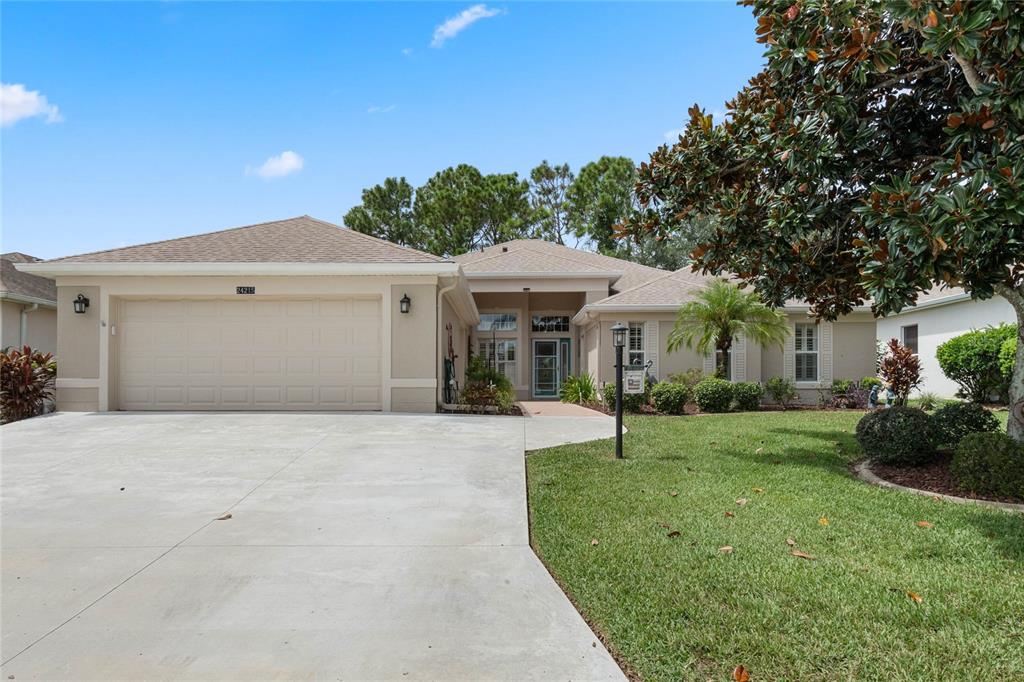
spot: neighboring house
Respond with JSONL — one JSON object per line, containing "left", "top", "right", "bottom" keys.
{"left": 0, "top": 252, "right": 57, "bottom": 353}
{"left": 17, "top": 217, "right": 478, "bottom": 413}
{"left": 455, "top": 240, "right": 878, "bottom": 403}
{"left": 876, "top": 285, "right": 1016, "bottom": 398}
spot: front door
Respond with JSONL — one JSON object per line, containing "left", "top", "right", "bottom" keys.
{"left": 533, "top": 338, "right": 570, "bottom": 398}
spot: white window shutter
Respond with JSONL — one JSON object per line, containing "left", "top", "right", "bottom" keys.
{"left": 820, "top": 321, "right": 833, "bottom": 385}
{"left": 703, "top": 351, "right": 716, "bottom": 375}
{"left": 645, "top": 321, "right": 659, "bottom": 379}
{"left": 783, "top": 322, "right": 796, "bottom": 381}
{"left": 733, "top": 332, "right": 746, "bottom": 382}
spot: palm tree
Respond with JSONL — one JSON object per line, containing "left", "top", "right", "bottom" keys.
{"left": 667, "top": 279, "right": 789, "bottom": 379}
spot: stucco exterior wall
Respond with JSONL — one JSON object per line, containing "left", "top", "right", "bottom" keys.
{"left": 877, "top": 296, "right": 1016, "bottom": 398}
{"left": 658, "top": 319, "right": 703, "bottom": 379}
{"left": 56, "top": 285, "right": 101, "bottom": 411}
{"left": 1, "top": 301, "right": 57, "bottom": 353}
{"left": 440, "top": 293, "right": 470, "bottom": 403}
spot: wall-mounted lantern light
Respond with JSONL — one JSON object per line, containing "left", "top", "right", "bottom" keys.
{"left": 399, "top": 293, "right": 411, "bottom": 314}
{"left": 73, "top": 293, "right": 90, "bottom": 314}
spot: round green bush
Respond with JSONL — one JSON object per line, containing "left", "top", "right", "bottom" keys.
{"left": 929, "top": 402, "right": 1000, "bottom": 448}
{"left": 651, "top": 382, "right": 690, "bottom": 414}
{"left": 602, "top": 381, "right": 649, "bottom": 413}
{"left": 732, "top": 381, "right": 763, "bottom": 411}
{"left": 694, "top": 377, "right": 734, "bottom": 413}
{"left": 952, "top": 432, "right": 1024, "bottom": 499}
{"left": 936, "top": 324, "right": 1015, "bottom": 402}
{"left": 855, "top": 406, "right": 938, "bottom": 466}
{"left": 859, "top": 376, "right": 883, "bottom": 390}
{"left": 999, "top": 335, "right": 1016, "bottom": 379}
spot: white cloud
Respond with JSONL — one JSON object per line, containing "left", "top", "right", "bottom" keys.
{"left": 246, "top": 150, "right": 304, "bottom": 180}
{"left": 367, "top": 104, "right": 396, "bottom": 114}
{"left": 431, "top": 4, "right": 502, "bottom": 48}
{"left": 1, "top": 83, "right": 63, "bottom": 127}
{"left": 401, "top": 47, "right": 414, "bottom": 57}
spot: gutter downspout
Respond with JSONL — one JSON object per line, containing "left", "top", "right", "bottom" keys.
{"left": 437, "top": 277, "right": 459, "bottom": 410}
{"left": 20, "top": 303, "right": 39, "bottom": 347}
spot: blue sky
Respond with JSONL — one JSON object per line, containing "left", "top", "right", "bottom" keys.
{"left": 2, "top": 2, "right": 763, "bottom": 259}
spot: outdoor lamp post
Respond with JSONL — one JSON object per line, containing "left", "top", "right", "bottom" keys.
{"left": 611, "top": 322, "right": 627, "bottom": 459}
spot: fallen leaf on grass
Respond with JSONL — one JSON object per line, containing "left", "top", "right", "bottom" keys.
{"left": 753, "top": 487, "right": 764, "bottom": 493}
{"left": 733, "top": 664, "right": 750, "bottom": 682}
{"left": 819, "top": 516, "right": 830, "bottom": 526}
{"left": 906, "top": 590, "right": 923, "bottom": 603}
{"left": 790, "top": 550, "right": 815, "bottom": 560}
{"left": 785, "top": 537, "right": 796, "bottom": 546}
{"left": 669, "top": 490, "right": 679, "bottom": 497}
{"left": 667, "top": 530, "right": 681, "bottom": 538}
{"left": 590, "top": 538, "right": 600, "bottom": 546}
{"left": 215, "top": 513, "right": 232, "bottom": 521}
{"left": 719, "top": 545, "right": 734, "bottom": 554}
{"left": 736, "top": 498, "right": 748, "bottom": 506}
{"left": 931, "top": 495, "right": 943, "bottom": 502}
{"left": 724, "top": 511, "right": 735, "bottom": 518}
{"left": 755, "top": 447, "right": 764, "bottom": 454}
{"left": 916, "top": 520, "right": 934, "bottom": 528}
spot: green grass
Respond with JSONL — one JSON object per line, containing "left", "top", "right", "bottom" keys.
{"left": 527, "top": 412, "right": 1024, "bottom": 681}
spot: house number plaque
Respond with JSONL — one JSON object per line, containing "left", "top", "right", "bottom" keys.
{"left": 236, "top": 286, "right": 256, "bottom": 295}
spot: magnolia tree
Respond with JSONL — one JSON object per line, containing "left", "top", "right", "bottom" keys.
{"left": 628, "top": 0, "right": 1024, "bottom": 439}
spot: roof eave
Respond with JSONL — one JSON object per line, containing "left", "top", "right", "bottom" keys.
{"left": 464, "top": 270, "right": 622, "bottom": 282}
{"left": 0, "top": 292, "right": 57, "bottom": 308}
{"left": 15, "top": 261, "right": 461, "bottom": 278}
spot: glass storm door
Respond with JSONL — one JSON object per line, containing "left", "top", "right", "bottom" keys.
{"left": 533, "top": 340, "right": 560, "bottom": 398}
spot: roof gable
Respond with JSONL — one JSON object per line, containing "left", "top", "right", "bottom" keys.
{"left": 0, "top": 253, "right": 56, "bottom": 303}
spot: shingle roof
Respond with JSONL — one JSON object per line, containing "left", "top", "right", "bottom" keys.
{"left": 590, "top": 268, "right": 715, "bottom": 306}
{"left": 47, "top": 216, "right": 447, "bottom": 264}
{"left": 0, "top": 253, "right": 56, "bottom": 303}
{"left": 454, "top": 240, "right": 665, "bottom": 292}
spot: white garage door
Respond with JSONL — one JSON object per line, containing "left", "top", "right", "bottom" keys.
{"left": 117, "top": 297, "right": 382, "bottom": 410}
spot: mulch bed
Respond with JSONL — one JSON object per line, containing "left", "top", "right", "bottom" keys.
{"left": 870, "top": 452, "right": 1024, "bottom": 505}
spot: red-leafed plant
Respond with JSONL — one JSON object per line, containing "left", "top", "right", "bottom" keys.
{"left": 1, "top": 346, "right": 57, "bottom": 423}
{"left": 879, "top": 339, "right": 921, "bottom": 407}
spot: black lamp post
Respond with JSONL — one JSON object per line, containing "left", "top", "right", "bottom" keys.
{"left": 611, "top": 322, "right": 627, "bottom": 459}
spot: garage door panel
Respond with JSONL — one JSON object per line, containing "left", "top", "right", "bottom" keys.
{"left": 118, "top": 297, "right": 382, "bottom": 411}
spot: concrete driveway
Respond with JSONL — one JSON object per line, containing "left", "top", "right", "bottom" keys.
{"left": 1, "top": 412, "right": 623, "bottom": 680}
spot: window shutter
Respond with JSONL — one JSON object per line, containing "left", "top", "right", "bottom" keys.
{"left": 783, "top": 322, "right": 796, "bottom": 381}
{"left": 703, "top": 351, "right": 716, "bottom": 375}
{"left": 732, "top": 332, "right": 746, "bottom": 382}
{"left": 820, "top": 321, "right": 833, "bottom": 385}
{"left": 645, "top": 321, "right": 659, "bottom": 379}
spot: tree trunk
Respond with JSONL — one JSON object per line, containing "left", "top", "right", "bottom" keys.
{"left": 996, "top": 284, "right": 1024, "bottom": 442}
{"left": 716, "top": 338, "right": 732, "bottom": 379}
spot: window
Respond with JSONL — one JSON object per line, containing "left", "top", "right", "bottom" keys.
{"left": 901, "top": 324, "right": 919, "bottom": 354}
{"left": 628, "top": 322, "right": 645, "bottom": 367}
{"left": 478, "top": 312, "right": 517, "bottom": 332}
{"left": 478, "top": 339, "right": 517, "bottom": 383}
{"left": 531, "top": 315, "right": 570, "bottom": 333}
{"left": 794, "top": 323, "right": 819, "bottom": 382}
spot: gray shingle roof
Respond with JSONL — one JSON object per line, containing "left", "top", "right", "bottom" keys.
{"left": 47, "top": 216, "right": 447, "bottom": 264}
{"left": 0, "top": 253, "right": 56, "bottom": 303}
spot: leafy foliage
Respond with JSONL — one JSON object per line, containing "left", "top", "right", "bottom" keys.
{"left": 879, "top": 339, "right": 922, "bottom": 406}
{"left": 466, "top": 354, "right": 512, "bottom": 392}
{"left": 651, "top": 382, "right": 690, "bottom": 414}
{"left": 667, "top": 279, "right": 789, "bottom": 378}
{"left": 829, "top": 384, "right": 869, "bottom": 410}
{"left": 764, "top": 376, "right": 798, "bottom": 409}
{"left": 936, "top": 324, "right": 1016, "bottom": 402}
{"left": 952, "top": 432, "right": 1024, "bottom": 499}
{"left": 0, "top": 346, "right": 56, "bottom": 423}
{"left": 560, "top": 373, "right": 598, "bottom": 405}
{"left": 732, "top": 381, "right": 764, "bottom": 411}
{"left": 916, "top": 391, "right": 940, "bottom": 411}
{"left": 831, "top": 378, "right": 855, "bottom": 395}
{"left": 694, "top": 377, "right": 734, "bottom": 413}
{"left": 529, "top": 161, "right": 575, "bottom": 245}
{"left": 1001, "top": 335, "right": 1017, "bottom": 379}
{"left": 567, "top": 156, "right": 638, "bottom": 253}
{"left": 860, "top": 376, "right": 883, "bottom": 391}
{"left": 930, "top": 401, "right": 1000, "bottom": 449}
{"left": 856, "top": 406, "right": 938, "bottom": 466}
{"left": 667, "top": 368, "right": 705, "bottom": 392}
{"left": 342, "top": 177, "right": 425, "bottom": 250}
{"left": 602, "top": 381, "right": 649, "bottom": 413}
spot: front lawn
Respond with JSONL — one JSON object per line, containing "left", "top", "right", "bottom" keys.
{"left": 527, "top": 412, "right": 1024, "bottom": 681}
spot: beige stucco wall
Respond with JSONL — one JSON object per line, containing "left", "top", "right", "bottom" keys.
{"left": 1, "top": 301, "right": 57, "bottom": 353}
{"left": 440, "top": 293, "right": 470, "bottom": 403}
{"left": 49, "top": 275, "right": 454, "bottom": 414}
{"left": 658, "top": 319, "right": 703, "bottom": 379}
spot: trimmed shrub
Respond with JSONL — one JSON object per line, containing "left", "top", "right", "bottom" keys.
{"left": 830, "top": 386, "right": 869, "bottom": 409}
{"left": 560, "top": 373, "right": 597, "bottom": 404}
{"left": 952, "top": 432, "right": 1024, "bottom": 499}
{"left": 668, "top": 368, "right": 704, "bottom": 392}
{"left": 764, "top": 376, "right": 798, "bottom": 409}
{"left": 855, "top": 406, "right": 938, "bottom": 466}
{"left": 831, "top": 378, "right": 855, "bottom": 395}
{"left": 936, "top": 323, "right": 1016, "bottom": 402}
{"left": 651, "top": 382, "right": 689, "bottom": 414}
{"left": 929, "top": 401, "right": 1000, "bottom": 448}
{"left": 860, "top": 376, "right": 883, "bottom": 390}
{"left": 466, "top": 354, "right": 512, "bottom": 392}
{"left": 694, "top": 377, "right": 734, "bottom": 413}
{"left": 1000, "top": 335, "right": 1016, "bottom": 379}
{"left": 732, "top": 382, "right": 763, "bottom": 411}
{"left": 602, "top": 381, "right": 649, "bottom": 413}
{"left": 0, "top": 346, "right": 56, "bottom": 424}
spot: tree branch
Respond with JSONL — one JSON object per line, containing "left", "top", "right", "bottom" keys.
{"left": 859, "top": 63, "right": 945, "bottom": 101}
{"left": 951, "top": 50, "right": 983, "bottom": 95}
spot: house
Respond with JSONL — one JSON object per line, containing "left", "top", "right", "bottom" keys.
{"left": 455, "top": 240, "right": 877, "bottom": 403}
{"left": 876, "top": 284, "right": 1016, "bottom": 398}
{"left": 17, "top": 215, "right": 935, "bottom": 414}
{"left": 0, "top": 252, "right": 57, "bottom": 353}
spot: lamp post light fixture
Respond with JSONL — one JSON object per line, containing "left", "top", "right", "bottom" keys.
{"left": 399, "top": 293, "right": 411, "bottom": 314}
{"left": 73, "top": 294, "right": 90, "bottom": 314}
{"left": 610, "top": 321, "right": 627, "bottom": 459}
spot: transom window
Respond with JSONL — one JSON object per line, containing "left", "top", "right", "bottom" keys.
{"left": 794, "top": 323, "right": 819, "bottom": 383}
{"left": 478, "top": 339, "right": 517, "bottom": 383}
{"left": 628, "top": 322, "right": 645, "bottom": 367}
{"left": 901, "top": 324, "right": 919, "bottom": 354}
{"left": 531, "top": 315, "right": 570, "bottom": 333}
{"left": 478, "top": 313, "right": 517, "bottom": 332}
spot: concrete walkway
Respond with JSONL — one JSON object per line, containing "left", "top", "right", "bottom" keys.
{"left": 1, "top": 412, "right": 623, "bottom": 681}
